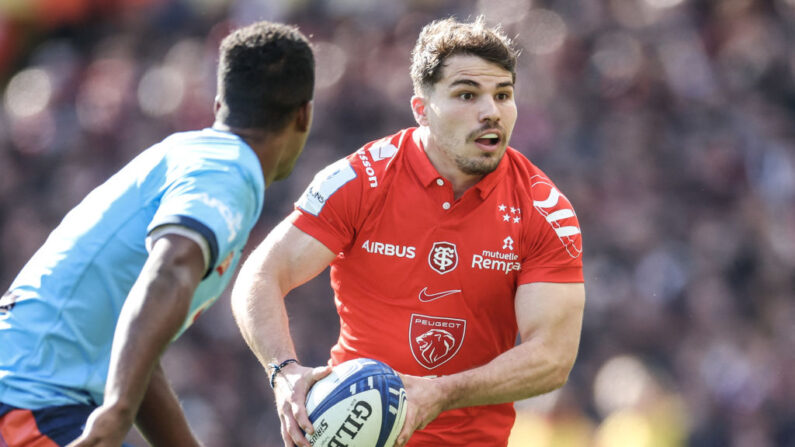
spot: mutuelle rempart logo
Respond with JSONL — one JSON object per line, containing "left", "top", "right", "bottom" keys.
{"left": 471, "top": 246, "right": 520, "bottom": 275}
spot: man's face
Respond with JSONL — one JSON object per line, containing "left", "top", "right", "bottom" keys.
{"left": 420, "top": 54, "right": 517, "bottom": 176}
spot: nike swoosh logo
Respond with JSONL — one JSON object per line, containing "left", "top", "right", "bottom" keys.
{"left": 418, "top": 287, "right": 461, "bottom": 303}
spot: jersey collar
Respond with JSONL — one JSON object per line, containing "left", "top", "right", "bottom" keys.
{"left": 406, "top": 127, "right": 508, "bottom": 200}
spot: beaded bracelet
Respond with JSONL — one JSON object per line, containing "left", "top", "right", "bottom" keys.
{"left": 268, "top": 358, "right": 298, "bottom": 388}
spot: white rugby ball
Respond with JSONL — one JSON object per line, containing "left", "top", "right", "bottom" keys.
{"left": 305, "top": 358, "right": 407, "bottom": 447}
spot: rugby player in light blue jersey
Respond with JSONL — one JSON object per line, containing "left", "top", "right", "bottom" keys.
{"left": 0, "top": 21, "right": 314, "bottom": 447}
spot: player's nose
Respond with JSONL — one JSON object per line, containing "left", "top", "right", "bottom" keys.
{"left": 478, "top": 97, "right": 500, "bottom": 123}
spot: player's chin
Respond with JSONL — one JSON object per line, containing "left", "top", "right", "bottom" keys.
{"left": 459, "top": 155, "right": 501, "bottom": 176}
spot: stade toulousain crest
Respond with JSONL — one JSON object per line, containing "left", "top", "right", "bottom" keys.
{"left": 409, "top": 314, "right": 466, "bottom": 370}
{"left": 428, "top": 241, "right": 458, "bottom": 274}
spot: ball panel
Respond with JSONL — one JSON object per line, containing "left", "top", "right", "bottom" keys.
{"left": 383, "top": 387, "right": 407, "bottom": 447}
{"left": 307, "top": 389, "right": 383, "bottom": 446}
{"left": 305, "top": 358, "right": 407, "bottom": 447}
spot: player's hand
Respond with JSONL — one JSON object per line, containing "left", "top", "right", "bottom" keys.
{"left": 66, "top": 405, "right": 132, "bottom": 447}
{"left": 272, "top": 363, "right": 332, "bottom": 447}
{"left": 394, "top": 374, "right": 448, "bottom": 447}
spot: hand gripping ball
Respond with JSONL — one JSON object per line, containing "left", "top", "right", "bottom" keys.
{"left": 305, "top": 358, "right": 408, "bottom": 447}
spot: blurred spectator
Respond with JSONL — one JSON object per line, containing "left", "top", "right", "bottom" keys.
{"left": 2, "top": 0, "right": 794, "bottom": 445}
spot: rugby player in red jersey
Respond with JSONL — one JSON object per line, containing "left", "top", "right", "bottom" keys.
{"left": 232, "top": 16, "right": 585, "bottom": 447}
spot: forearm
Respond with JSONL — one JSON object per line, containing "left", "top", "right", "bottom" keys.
{"left": 103, "top": 260, "right": 195, "bottom": 420}
{"left": 394, "top": 315, "right": 582, "bottom": 447}
{"left": 231, "top": 219, "right": 335, "bottom": 369}
{"left": 231, "top": 242, "right": 298, "bottom": 368}
{"left": 68, "top": 236, "right": 204, "bottom": 447}
{"left": 438, "top": 336, "right": 577, "bottom": 410}
{"left": 231, "top": 221, "right": 338, "bottom": 447}
{"left": 135, "top": 363, "right": 201, "bottom": 446}
{"left": 435, "top": 282, "right": 585, "bottom": 411}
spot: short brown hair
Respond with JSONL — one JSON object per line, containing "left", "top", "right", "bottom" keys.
{"left": 410, "top": 16, "right": 519, "bottom": 95}
{"left": 216, "top": 21, "right": 314, "bottom": 131}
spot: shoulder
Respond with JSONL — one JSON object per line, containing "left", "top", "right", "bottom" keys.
{"left": 503, "top": 149, "right": 583, "bottom": 258}
{"left": 152, "top": 131, "right": 264, "bottom": 221}
{"left": 502, "top": 148, "right": 572, "bottom": 206}
{"left": 162, "top": 129, "right": 256, "bottom": 168}
{"left": 344, "top": 128, "right": 410, "bottom": 188}
{"left": 297, "top": 128, "right": 412, "bottom": 212}
{"left": 160, "top": 129, "right": 263, "bottom": 190}
{"left": 161, "top": 128, "right": 242, "bottom": 149}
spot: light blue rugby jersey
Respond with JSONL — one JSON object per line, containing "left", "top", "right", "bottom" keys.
{"left": 0, "top": 128, "right": 264, "bottom": 409}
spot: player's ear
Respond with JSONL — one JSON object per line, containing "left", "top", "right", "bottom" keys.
{"left": 213, "top": 96, "right": 222, "bottom": 115}
{"left": 411, "top": 95, "right": 429, "bottom": 127}
{"left": 294, "top": 100, "right": 313, "bottom": 133}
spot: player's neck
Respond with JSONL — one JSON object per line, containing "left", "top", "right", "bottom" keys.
{"left": 212, "top": 123, "right": 283, "bottom": 186}
{"left": 445, "top": 170, "right": 482, "bottom": 200}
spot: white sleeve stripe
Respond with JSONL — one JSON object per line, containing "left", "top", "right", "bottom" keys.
{"left": 545, "top": 209, "right": 575, "bottom": 223}
{"left": 145, "top": 225, "right": 211, "bottom": 271}
{"left": 554, "top": 226, "right": 582, "bottom": 238}
{"left": 533, "top": 188, "right": 561, "bottom": 208}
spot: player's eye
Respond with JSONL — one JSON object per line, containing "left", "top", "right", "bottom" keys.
{"left": 458, "top": 92, "right": 474, "bottom": 101}
{"left": 496, "top": 92, "right": 511, "bottom": 101}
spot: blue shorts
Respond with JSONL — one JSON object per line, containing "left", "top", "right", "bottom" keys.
{"left": 0, "top": 402, "right": 133, "bottom": 447}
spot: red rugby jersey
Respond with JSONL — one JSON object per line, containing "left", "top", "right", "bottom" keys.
{"left": 293, "top": 127, "right": 583, "bottom": 446}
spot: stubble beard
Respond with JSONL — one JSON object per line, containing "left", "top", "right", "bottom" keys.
{"left": 456, "top": 122, "right": 507, "bottom": 175}
{"left": 453, "top": 147, "right": 504, "bottom": 175}
{"left": 429, "top": 127, "right": 506, "bottom": 176}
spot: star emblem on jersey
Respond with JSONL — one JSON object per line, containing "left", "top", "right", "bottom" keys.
{"left": 498, "top": 204, "right": 521, "bottom": 224}
{"left": 428, "top": 241, "right": 459, "bottom": 274}
{"left": 409, "top": 314, "right": 466, "bottom": 369}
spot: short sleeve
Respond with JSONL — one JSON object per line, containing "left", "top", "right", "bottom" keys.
{"left": 518, "top": 178, "right": 584, "bottom": 284}
{"left": 292, "top": 157, "right": 362, "bottom": 254}
{"left": 148, "top": 168, "right": 256, "bottom": 277}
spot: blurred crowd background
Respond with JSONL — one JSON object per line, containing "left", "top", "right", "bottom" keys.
{"left": 2, "top": 0, "right": 794, "bottom": 445}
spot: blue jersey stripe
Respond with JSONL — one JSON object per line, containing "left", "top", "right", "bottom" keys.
{"left": 149, "top": 215, "right": 219, "bottom": 278}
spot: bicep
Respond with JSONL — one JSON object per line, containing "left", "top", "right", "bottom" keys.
{"left": 240, "top": 211, "right": 337, "bottom": 295}
{"left": 145, "top": 233, "right": 206, "bottom": 290}
{"left": 515, "top": 282, "right": 585, "bottom": 357}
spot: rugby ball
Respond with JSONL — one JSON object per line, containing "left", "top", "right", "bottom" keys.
{"left": 305, "top": 358, "right": 407, "bottom": 447}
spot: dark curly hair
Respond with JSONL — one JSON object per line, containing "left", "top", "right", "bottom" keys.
{"left": 216, "top": 21, "right": 314, "bottom": 131}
